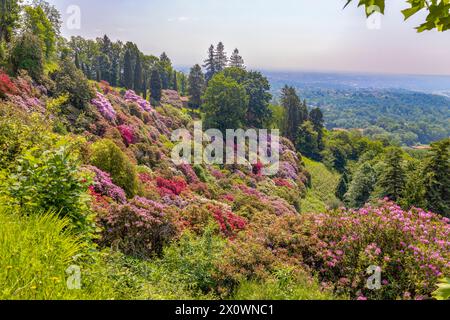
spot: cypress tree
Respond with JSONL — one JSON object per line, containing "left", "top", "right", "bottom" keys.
{"left": 150, "top": 68, "right": 162, "bottom": 102}
{"left": 281, "top": 86, "right": 302, "bottom": 143}
{"left": 335, "top": 171, "right": 349, "bottom": 201}
{"left": 123, "top": 49, "right": 133, "bottom": 89}
{"left": 172, "top": 71, "right": 178, "bottom": 91}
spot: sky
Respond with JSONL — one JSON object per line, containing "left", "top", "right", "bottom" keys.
{"left": 48, "top": 0, "right": 450, "bottom": 75}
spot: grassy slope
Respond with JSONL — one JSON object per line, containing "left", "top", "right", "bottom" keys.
{"left": 301, "top": 157, "right": 341, "bottom": 213}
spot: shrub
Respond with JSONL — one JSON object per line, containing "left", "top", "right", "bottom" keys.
{"left": 0, "top": 70, "right": 18, "bottom": 97}
{"left": 156, "top": 176, "right": 187, "bottom": 196}
{"left": 11, "top": 33, "right": 44, "bottom": 81}
{"left": 99, "top": 196, "right": 176, "bottom": 257}
{"left": 90, "top": 139, "right": 138, "bottom": 198}
{"left": 91, "top": 92, "right": 116, "bottom": 121}
{"left": 297, "top": 200, "right": 450, "bottom": 300}
{"left": 85, "top": 165, "right": 126, "bottom": 204}
{"left": 117, "top": 124, "right": 135, "bottom": 146}
{"left": 124, "top": 90, "right": 151, "bottom": 112}
{"left": 1, "top": 146, "right": 94, "bottom": 234}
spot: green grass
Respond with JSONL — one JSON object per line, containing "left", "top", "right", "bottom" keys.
{"left": 301, "top": 157, "right": 341, "bottom": 213}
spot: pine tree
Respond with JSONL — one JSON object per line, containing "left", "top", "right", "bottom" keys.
{"left": 214, "top": 42, "right": 228, "bottom": 72}
{"left": 309, "top": 107, "right": 325, "bottom": 151}
{"left": 123, "top": 49, "right": 133, "bottom": 89}
{"left": 376, "top": 148, "right": 406, "bottom": 201}
{"left": 150, "top": 68, "right": 162, "bottom": 102}
{"left": 142, "top": 74, "right": 147, "bottom": 100}
{"left": 423, "top": 139, "right": 450, "bottom": 216}
{"left": 203, "top": 45, "right": 216, "bottom": 82}
{"left": 335, "top": 171, "right": 349, "bottom": 201}
{"left": 134, "top": 54, "right": 142, "bottom": 94}
{"left": 345, "top": 163, "right": 376, "bottom": 208}
{"left": 188, "top": 64, "right": 205, "bottom": 109}
{"left": 229, "top": 48, "right": 245, "bottom": 69}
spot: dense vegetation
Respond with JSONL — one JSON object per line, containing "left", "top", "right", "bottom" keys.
{"left": 0, "top": 0, "right": 448, "bottom": 301}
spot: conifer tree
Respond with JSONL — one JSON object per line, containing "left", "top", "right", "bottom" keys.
{"left": 172, "top": 71, "right": 178, "bottom": 91}
{"left": 423, "top": 139, "right": 450, "bottom": 216}
{"left": 188, "top": 64, "right": 205, "bottom": 109}
{"left": 229, "top": 48, "right": 245, "bottom": 69}
{"left": 376, "top": 148, "right": 406, "bottom": 201}
{"left": 150, "top": 68, "right": 162, "bottom": 102}
{"left": 335, "top": 171, "right": 349, "bottom": 201}
{"left": 203, "top": 44, "right": 216, "bottom": 82}
{"left": 309, "top": 107, "right": 325, "bottom": 151}
{"left": 123, "top": 49, "right": 133, "bottom": 89}
{"left": 214, "top": 42, "right": 228, "bottom": 72}
{"left": 281, "top": 86, "right": 302, "bottom": 143}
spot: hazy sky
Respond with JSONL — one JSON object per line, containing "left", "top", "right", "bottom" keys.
{"left": 48, "top": 0, "right": 450, "bottom": 75}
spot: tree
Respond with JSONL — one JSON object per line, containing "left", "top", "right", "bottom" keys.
{"left": 229, "top": 48, "right": 245, "bottom": 69}
{"left": 188, "top": 64, "right": 205, "bottom": 109}
{"left": 335, "top": 171, "right": 349, "bottom": 201}
{"left": 150, "top": 68, "right": 162, "bottom": 102}
{"left": 51, "top": 57, "right": 94, "bottom": 109}
{"left": 309, "top": 107, "right": 325, "bottom": 150}
{"left": 297, "top": 121, "right": 319, "bottom": 159}
{"left": 376, "top": 148, "right": 406, "bottom": 202}
{"left": 203, "top": 44, "right": 216, "bottom": 82}
{"left": 11, "top": 32, "right": 44, "bottom": 80}
{"left": 142, "top": 74, "right": 147, "bottom": 100}
{"left": 159, "top": 52, "right": 172, "bottom": 89}
{"left": 23, "top": 4, "right": 56, "bottom": 59}
{"left": 422, "top": 139, "right": 450, "bottom": 216}
{"left": 281, "top": 86, "right": 302, "bottom": 143}
{"left": 201, "top": 73, "right": 248, "bottom": 133}
{"left": 345, "top": 0, "right": 450, "bottom": 32}
{"left": 172, "top": 71, "right": 178, "bottom": 91}
{"left": 123, "top": 49, "right": 133, "bottom": 89}
{"left": 214, "top": 42, "right": 228, "bottom": 72}
{"left": 345, "top": 163, "right": 376, "bottom": 208}
{"left": 133, "top": 54, "right": 142, "bottom": 94}
{"left": 0, "top": 0, "right": 21, "bottom": 43}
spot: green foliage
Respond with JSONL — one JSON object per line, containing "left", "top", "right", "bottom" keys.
{"left": 233, "top": 267, "right": 337, "bottom": 300}
{"left": 188, "top": 64, "right": 205, "bottom": 109}
{"left": 344, "top": 163, "right": 376, "bottom": 208}
{"left": 281, "top": 85, "right": 308, "bottom": 143}
{"left": 302, "top": 157, "right": 341, "bottom": 213}
{"left": 345, "top": 0, "right": 450, "bottom": 32}
{"left": 11, "top": 32, "right": 44, "bottom": 81}
{"left": 0, "top": 0, "right": 22, "bottom": 43}
{"left": 433, "top": 278, "right": 450, "bottom": 300}
{"left": 51, "top": 57, "right": 95, "bottom": 109}
{"left": 150, "top": 68, "right": 162, "bottom": 102}
{"left": 422, "top": 138, "right": 450, "bottom": 216}
{"left": 202, "top": 73, "right": 248, "bottom": 132}
{"left": 23, "top": 4, "right": 56, "bottom": 58}
{"left": 90, "top": 139, "right": 138, "bottom": 198}
{"left": 375, "top": 147, "right": 406, "bottom": 201}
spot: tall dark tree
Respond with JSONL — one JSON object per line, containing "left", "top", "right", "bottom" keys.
{"left": 376, "top": 148, "right": 406, "bottom": 202}
{"left": 203, "top": 45, "right": 216, "bottom": 82}
{"left": 142, "top": 74, "right": 147, "bottom": 100}
{"left": 423, "top": 139, "right": 450, "bottom": 216}
{"left": 335, "top": 171, "right": 349, "bottom": 201}
{"left": 74, "top": 51, "right": 80, "bottom": 69}
{"left": 134, "top": 54, "right": 142, "bottom": 94}
{"left": 172, "top": 71, "right": 178, "bottom": 91}
{"left": 229, "top": 48, "right": 245, "bottom": 69}
{"left": 159, "top": 52, "right": 172, "bottom": 89}
{"left": 188, "top": 64, "right": 205, "bottom": 109}
{"left": 123, "top": 49, "right": 133, "bottom": 89}
{"left": 150, "top": 68, "right": 162, "bottom": 102}
{"left": 214, "top": 42, "right": 228, "bottom": 72}
{"left": 309, "top": 107, "right": 325, "bottom": 151}
{"left": 281, "top": 86, "right": 302, "bottom": 143}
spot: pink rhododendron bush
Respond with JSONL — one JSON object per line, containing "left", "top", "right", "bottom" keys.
{"left": 297, "top": 200, "right": 450, "bottom": 300}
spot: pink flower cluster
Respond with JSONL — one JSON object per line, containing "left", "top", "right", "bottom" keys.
{"left": 91, "top": 92, "right": 116, "bottom": 121}
{"left": 86, "top": 165, "right": 126, "bottom": 203}
{"left": 178, "top": 164, "right": 199, "bottom": 184}
{"left": 156, "top": 176, "right": 187, "bottom": 196}
{"left": 124, "top": 90, "right": 151, "bottom": 112}
{"left": 301, "top": 200, "right": 450, "bottom": 299}
{"left": 211, "top": 205, "right": 247, "bottom": 238}
{"left": 117, "top": 124, "right": 135, "bottom": 146}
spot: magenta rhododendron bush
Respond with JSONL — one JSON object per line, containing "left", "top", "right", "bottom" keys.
{"left": 298, "top": 200, "right": 450, "bottom": 300}
{"left": 91, "top": 92, "right": 116, "bottom": 121}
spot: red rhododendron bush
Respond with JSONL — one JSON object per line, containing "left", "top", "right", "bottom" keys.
{"left": 294, "top": 200, "right": 450, "bottom": 300}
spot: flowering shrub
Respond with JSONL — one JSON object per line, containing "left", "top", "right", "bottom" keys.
{"left": 91, "top": 92, "right": 116, "bottom": 121}
{"left": 85, "top": 165, "right": 127, "bottom": 203}
{"left": 124, "top": 90, "right": 151, "bottom": 112}
{"left": 99, "top": 196, "right": 176, "bottom": 257}
{"left": 178, "top": 163, "right": 199, "bottom": 184}
{"left": 0, "top": 70, "right": 18, "bottom": 97}
{"left": 99, "top": 81, "right": 111, "bottom": 94}
{"left": 211, "top": 206, "right": 246, "bottom": 238}
{"left": 156, "top": 176, "right": 187, "bottom": 196}
{"left": 297, "top": 200, "right": 450, "bottom": 300}
{"left": 117, "top": 124, "right": 135, "bottom": 146}
{"left": 274, "top": 178, "right": 293, "bottom": 189}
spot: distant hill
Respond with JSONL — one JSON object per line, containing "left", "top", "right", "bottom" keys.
{"left": 266, "top": 71, "right": 450, "bottom": 146}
